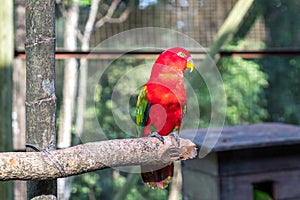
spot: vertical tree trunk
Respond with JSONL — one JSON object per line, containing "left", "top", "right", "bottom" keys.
{"left": 13, "top": 59, "right": 26, "bottom": 151}
{"left": 75, "top": 0, "right": 101, "bottom": 141}
{"left": 14, "top": 1, "right": 27, "bottom": 199}
{"left": 168, "top": 161, "right": 182, "bottom": 200}
{"left": 57, "top": 1, "right": 80, "bottom": 199}
{"left": 75, "top": 58, "right": 87, "bottom": 139}
{"left": 13, "top": 59, "right": 27, "bottom": 200}
{"left": 58, "top": 0, "right": 79, "bottom": 149}
{"left": 0, "top": 0, "right": 14, "bottom": 199}
{"left": 25, "top": 0, "right": 57, "bottom": 199}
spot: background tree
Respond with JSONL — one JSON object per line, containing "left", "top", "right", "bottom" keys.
{"left": 55, "top": 0, "right": 134, "bottom": 199}
{"left": 57, "top": 1, "right": 80, "bottom": 199}
{"left": 0, "top": 0, "right": 14, "bottom": 199}
{"left": 14, "top": 1, "right": 27, "bottom": 199}
{"left": 58, "top": 0, "right": 80, "bottom": 149}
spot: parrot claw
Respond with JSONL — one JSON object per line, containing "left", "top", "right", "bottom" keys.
{"left": 162, "top": 145, "right": 181, "bottom": 162}
{"left": 170, "top": 132, "right": 180, "bottom": 147}
{"left": 168, "top": 146, "right": 181, "bottom": 161}
{"left": 149, "top": 132, "right": 165, "bottom": 144}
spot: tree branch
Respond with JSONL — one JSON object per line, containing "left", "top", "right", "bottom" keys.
{"left": 81, "top": 0, "right": 101, "bottom": 51}
{"left": 95, "top": 0, "right": 134, "bottom": 28}
{"left": 0, "top": 137, "right": 197, "bottom": 181}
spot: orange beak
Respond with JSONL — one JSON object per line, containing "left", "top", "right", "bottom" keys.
{"left": 186, "top": 57, "right": 194, "bottom": 73}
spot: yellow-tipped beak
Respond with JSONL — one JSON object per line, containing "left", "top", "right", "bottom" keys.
{"left": 186, "top": 58, "right": 194, "bottom": 73}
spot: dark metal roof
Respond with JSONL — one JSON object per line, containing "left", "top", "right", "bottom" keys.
{"left": 182, "top": 123, "right": 300, "bottom": 152}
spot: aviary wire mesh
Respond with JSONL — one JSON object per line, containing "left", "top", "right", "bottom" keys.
{"left": 89, "top": 0, "right": 266, "bottom": 49}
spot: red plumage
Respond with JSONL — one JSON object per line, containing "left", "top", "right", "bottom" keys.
{"left": 136, "top": 47, "right": 194, "bottom": 189}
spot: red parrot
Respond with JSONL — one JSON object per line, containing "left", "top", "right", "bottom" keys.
{"left": 136, "top": 47, "right": 194, "bottom": 189}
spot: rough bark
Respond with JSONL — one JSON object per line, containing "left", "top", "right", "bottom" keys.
{"left": 0, "top": 0, "right": 14, "bottom": 199}
{"left": 0, "top": 137, "right": 197, "bottom": 181}
{"left": 25, "top": 0, "right": 57, "bottom": 199}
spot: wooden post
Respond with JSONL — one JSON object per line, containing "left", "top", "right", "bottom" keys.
{"left": 25, "top": 0, "right": 57, "bottom": 199}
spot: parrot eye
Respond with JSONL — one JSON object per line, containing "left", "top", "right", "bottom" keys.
{"left": 177, "top": 52, "right": 186, "bottom": 58}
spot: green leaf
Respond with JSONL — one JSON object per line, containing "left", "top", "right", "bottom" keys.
{"left": 253, "top": 189, "right": 273, "bottom": 200}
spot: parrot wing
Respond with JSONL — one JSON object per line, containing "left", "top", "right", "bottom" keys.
{"left": 136, "top": 86, "right": 150, "bottom": 137}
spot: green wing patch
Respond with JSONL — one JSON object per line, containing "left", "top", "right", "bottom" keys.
{"left": 182, "top": 104, "right": 187, "bottom": 117}
{"left": 136, "top": 86, "right": 150, "bottom": 137}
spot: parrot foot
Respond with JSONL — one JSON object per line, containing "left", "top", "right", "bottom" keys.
{"left": 26, "top": 143, "right": 67, "bottom": 176}
{"left": 161, "top": 145, "right": 181, "bottom": 162}
{"left": 149, "top": 132, "right": 165, "bottom": 144}
{"left": 168, "top": 146, "right": 182, "bottom": 161}
{"left": 169, "top": 132, "right": 180, "bottom": 147}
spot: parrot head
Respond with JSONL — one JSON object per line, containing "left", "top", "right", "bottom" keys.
{"left": 154, "top": 47, "right": 195, "bottom": 73}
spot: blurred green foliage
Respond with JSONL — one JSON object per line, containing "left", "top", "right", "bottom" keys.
{"left": 259, "top": 0, "right": 300, "bottom": 124}
{"left": 219, "top": 56, "right": 268, "bottom": 124}
{"left": 71, "top": 171, "right": 168, "bottom": 199}
{"left": 219, "top": 41, "right": 268, "bottom": 124}
{"left": 261, "top": 56, "right": 300, "bottom": 124}
{"left": 186, "top": 40, "right": 268, "bottom": 127}
{"left": 95, "top": 57, "right": 150, "bottom": 139}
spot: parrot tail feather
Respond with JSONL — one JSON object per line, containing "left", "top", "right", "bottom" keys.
{"left": 141, "top": 163, "right": 174, "bottom": 189}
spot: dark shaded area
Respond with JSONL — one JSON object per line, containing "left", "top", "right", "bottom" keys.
{"left": 259, "top": 0, "right": 300, "bottom": 124}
